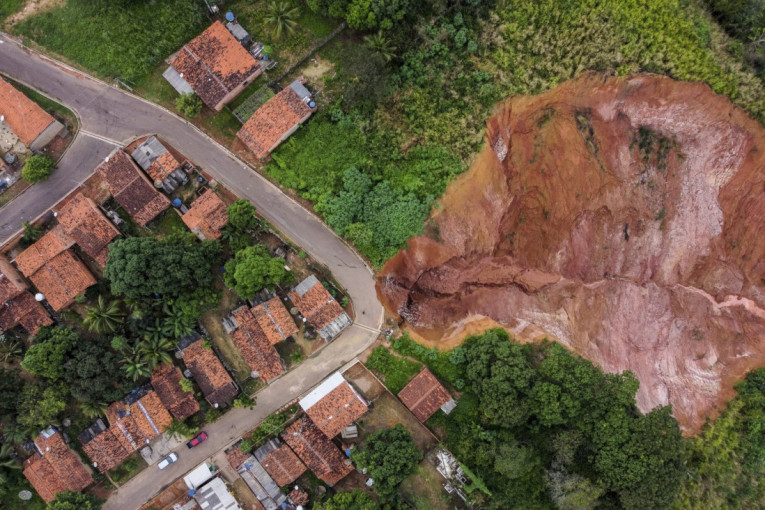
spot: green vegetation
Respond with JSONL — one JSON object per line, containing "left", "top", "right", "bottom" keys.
{"left": 176, "top": 93, "right": 202, "bottom": 118}
{"left": 264, "top": 0, "right": 301, "bottom": 39}
{"left": 224, "top": 245, "right": 293, "bottom": 299}
{"left": 676, "top": 368, "right": 765, "bottom": 508}
{"left": 15, "top": 0, "right": 207, "bottom": 81}
{"left": 314, "top": 490, "right": 380, "bottom": 510}
{"left": 353, "top": 424, "right": 422, "bottom": 499}
{"left": 48, "top": 491, "right": 103, "bottom": 510}
{"left": 21, "top": 155, "right": 55, "bottom": 183}
{"left": 392, "top": 334, "right": 464, "bottom": 389}
{"left": 0, "top": 0, "right": 24, "bottom": 22}
{"left": 365, "top": 345, "right": 421, "bottom": 393}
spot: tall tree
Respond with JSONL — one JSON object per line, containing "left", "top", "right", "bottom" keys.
{"left": 83, "top": 296, "right": 125, "bottom": 333}
{"left": 353, "top": 424, "right": 422, "bottom": 498}
{"left": 264, "top": 1, "right": 300, "bottom": 39}
{"left": 227, "top": 199, "right": 259, "bottom": 231}
{"left": 224, "top": 245, "right": 293, "bottom": 299}
{"left": 21, "top": 327, "right": 79, "bottom": 380}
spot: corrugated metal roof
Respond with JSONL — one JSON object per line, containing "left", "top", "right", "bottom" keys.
{"left": 130, "top": 136, "right": 168, "bottom": 171}
{"left": 293, "top": 275, "right": 319, "bottom": 297}
{"left": 298, "top": 371, "right": 345, "bottom": 411}
{"left": 163, "top": 66, "right": 195, "bottom": 96}
{"left": 288, "top": 80, "right": 311, "bottom": 101}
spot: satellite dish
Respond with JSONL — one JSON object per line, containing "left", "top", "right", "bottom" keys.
{"left": 34, "top": 293, "right": 45, "bottom": 302}
{"left": 18, "top": 490, "right": 32, "bottom": 501}
{"left": 104, "top": 156, "right": 110, "bottom": 162}
{"left": 0, "top": 115, "right": 4, "bottom": 122}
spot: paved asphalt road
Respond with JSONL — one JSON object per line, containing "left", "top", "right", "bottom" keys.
{"left": 0, "top": 34, "right": 385, "bottom": 508}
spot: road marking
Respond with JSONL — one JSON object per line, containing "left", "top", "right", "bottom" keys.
{"left": 353, "top": 323, "right": 381, "bottom": 334}
{"left": 80, "top": 129, "right": 121, "bottom": 146}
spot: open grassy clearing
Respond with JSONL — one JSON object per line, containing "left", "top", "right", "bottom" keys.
{"left": 399, "top": 460, "right": 458, "bottom": 510}
{"left": 365, "top": 345, "right": 421, "bottom": 394}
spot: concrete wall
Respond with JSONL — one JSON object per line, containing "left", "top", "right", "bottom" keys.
{"left": 213, "top": 68, "right": 263, "bottom": 112}
{"left": 30, "top": 120, "right": 65, "bottom": 151}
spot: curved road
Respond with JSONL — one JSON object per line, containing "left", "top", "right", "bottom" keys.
{"left": 0, "top": 34, "right": 383, "bottom": 508}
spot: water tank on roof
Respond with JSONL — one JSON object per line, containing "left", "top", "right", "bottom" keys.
{"left": 225, "top": 11, "right": 235, "bottom": 21}
{"left": 309, "top": 101, "right": 316, "bottom": 108}
{"left": 172, "top": 198, "right": 182, "bottom": 208}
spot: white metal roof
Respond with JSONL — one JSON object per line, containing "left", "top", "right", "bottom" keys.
{"left": 298, "top": 371, "right": 345, "bottom": 411}
{"left": 184, "top": 462, "right": 214, "bottom": 490}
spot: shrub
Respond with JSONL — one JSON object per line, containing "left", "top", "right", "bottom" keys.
{"left": 22, "top": 154, "right": 55, "bottom": 182}
{"left": 365, "top": 346, "right": 421, "bottom": 393}
{"left": 176, "top": 93, "right": 202, "bottom": 118}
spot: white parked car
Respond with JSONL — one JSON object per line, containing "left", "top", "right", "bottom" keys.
{"left": 157, "top": 452, "right": 178, "bottom": 470}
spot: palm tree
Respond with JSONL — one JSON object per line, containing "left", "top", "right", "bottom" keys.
{"left": 121, "top": 348, "right": 151, "bottom": 381}
{"left": 21, "top": 221, "right": 42, "bottom": 246}
{"left": 0, "top": 337, "right": 23, "bottom": 362}
{"left": 364, "top": 31, "right": 397, "bottom": 62}
{"left": 264, "top": 0, "right": 300, "bottom": 39}
{"left": 81, "top": 401, "right": 108, "bottom": 418}
{"left": 139, "top": 337, "right": 174, "bottom": 369}
{"left": 162, "top": 304, "right": 194, "bottom": 339}
{"left": 0, "top": 444, "right": 19, "bottom": 471}
{"left": 142, "top": 318, "right": 166, "bottom": 343}
{"left": 83, "top": 296, "right": 124, "bottom": 334}
{"left": 164, "top": 418, "right": 198, "bottom": 440}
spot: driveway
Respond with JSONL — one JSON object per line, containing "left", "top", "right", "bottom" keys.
{"left": 0, "top": 34, "right": 384, "bottom": 508}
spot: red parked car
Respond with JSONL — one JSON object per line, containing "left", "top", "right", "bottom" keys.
{"left": 186, "top": 431, "right": 208, "bottom": 448}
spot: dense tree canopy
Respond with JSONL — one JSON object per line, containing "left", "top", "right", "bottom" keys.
{"left": 21, "top": 154, "right": 55, "bottom": 183}
{"left": 48, "top": 491, "right": 103, "bottom": 510}
{"left": 104, "top": 233, "right": 221, "bottom": 301}
{"left": 0, "top": 368, "right": 23, "bottom": 421}
{"left": 314, "top": 490, "right": 380, "bottom": 510}
{"left": 354, "top": 424, "right": 422, "bottom": 499}
{"left": 16, "top": 381, "right": 67, "bottom": 431}
{"left": 223, "top": 245, "right": 292, "bottom": 299}
{"left": 21, "top": 326, "right": 79, "bottom": 380}
{"left": 227, "top": 199, "right": 259, "bottom": 231}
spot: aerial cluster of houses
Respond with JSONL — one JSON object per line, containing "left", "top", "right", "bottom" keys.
{"left": 163, "top": 19, "right": 317, "bottom": 160}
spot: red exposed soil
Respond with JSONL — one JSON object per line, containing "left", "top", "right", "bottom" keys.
{"left": 377, "top": 72, "right": 765, "bottom": 435}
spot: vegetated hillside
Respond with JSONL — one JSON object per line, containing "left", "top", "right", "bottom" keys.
{"left": 378, "top": 72, "right": 765, "bottom": 435}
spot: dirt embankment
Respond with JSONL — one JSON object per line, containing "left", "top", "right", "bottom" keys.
{"left": 377, "top": 72, "right": 765, "bottom": 435}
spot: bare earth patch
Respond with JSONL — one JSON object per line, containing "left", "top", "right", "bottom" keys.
{"left": 6, "top": 0, "right": 63, "bottom": 26}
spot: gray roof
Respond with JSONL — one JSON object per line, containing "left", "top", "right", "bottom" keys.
{"left": 193, "top": 477, "right": 241, "bottom": 510}
{"left": 225, "top": 21, "right": 251, "bottom": 45}
{"left": 293, "top": 275, "right": 319, "bottom": 297}
{"left": 318, "top": 312, "right": 352, "bottom": 341}
{"left": 253, "top": 438, "right": 281, "bottom": 463}
{"left": 131, "top": 136, "right": 168, "bottom": 171}
{"left": 288, "top": 80, "right": 311, "bottom": 102}
{"left": 163, "top": 66, "right": 195, "bottom": 96}
{"left": 237, "top": 454, "right": 286, "bottom": 510}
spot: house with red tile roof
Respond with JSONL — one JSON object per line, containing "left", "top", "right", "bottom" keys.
{"left": 182, "top": 338, "right": 239, "bottom": 407}
{"left": 230, "top": 438, "right": 295, "bottom": 507}
{"left": 255, "top": 439, "right": 306, "bottom": 487}
{"left": 298, "top": 372, "right": 368, "bottom": 439}
{"left": 229, "top": 305, "right": 285, "bottom": 383}
{"left": 14, "top": 228, "right": 72, "bottom": 277}
{"left": 23, "top": 427, "right": 94, "bottom": 503}
{"left": 397, "top": 367, "right": 456, "bottom": 422}
{"left": 130, "top": 136, "right": 189, "bottom": 194}
{"left": 97, "top": 149, "right": 171, "bottom": 226}
{"left": 289, "top": 275, "right": 351, "bottom": 341}
{"left": 27, "top": 250, "right": 96, "bottom": 311}
{"left": 81, "top": 387, "right": 172, "bottom": 473}
{"left": 55, "top": 192, "right": 120, "bottom": 267}
{"left": 0, "top": 258, "right": 51, "bottom": 335}
{"left": 236, "top": 78, "right": 315, "bottom": 159}
{"left": 151, "top": 363, "right": 200, "bottom": 420}
{"left": 165, "top": 21, "right": 262, "bottom": 111}
{"left": 251, "top": 297, "right": 299, "bottom": 345}
{"left": 0, "top": 76, "right": 65, "bottom": 150}
{"left": 182, "top": 189, "right": 229, "bottom": 240}
{"left": 281, "top": 416, "right": 353, "bottom": 486}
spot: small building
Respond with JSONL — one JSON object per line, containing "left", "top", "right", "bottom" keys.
{"left": 55, "top": 192, "right": 121, "bottom": 267}
{"left": 14, "top": 228, "right": 73, "bottom": 276}
{"left": 397, "top": 367, "right": 456, "bottom": 422}
{"left": 0, "top": 76, "right": 65, "bottom": 151}
{"left": 165, "top": 21, "right": 262, "bottom": 112}
{"left": 181, "top": 189, "right": 229, "bottom": 240}
{"left": 251, "top": 297, "right": 299, "bottom": 345}
{"left": 281, "top": 416, "right": 353, "bottom": 486}
{"left": 181, "top": 338, "right": 238, "bottom": 408}
{"left": 81, "top": 387, "right": 172, "bottom": 473}
{"left": 236, "top": 78, "right": 316, "bottom": 159}
{"left": 26, "top": 250, "right": 96, "bottom": 311}
{"left": 231, "top": 445, "right": 287, "bottom": 510}
{"left": 130, "top": 136, "right": 188, "bottom": 194}
{"left": 184, "top": 462, "right": 215, "bottom": 490}
{"left": 22, "top": 427, "right": 94, "bottom": 503}
{"left": 193, "top": 477, "right": 241, "bottom": 510}
{"left": 254, "top": 438, "right": 307, "bottom": 487}
{"left": 0, "top": 258, "right": 52, "bottom": 335}
{"left": 151, "top": 363, "right": 200, "bottom": 420}
{"left": 289, "top": 275, "right": 351, "bottom": 341}
{"left": 229, "top": 306, "right": 285, "bottom": 383}
{"left": 97, "top": 149, "right": 171, "bottom": 226}
{"left": 299, "top": 372, "right": 368, "bottom": 439}
{"left": 225, "top": 20, "right": 251, "bottom": 46}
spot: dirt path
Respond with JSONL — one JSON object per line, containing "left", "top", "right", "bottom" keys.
{"left": 5, "top": 0, "right": 63, "bottom": 26}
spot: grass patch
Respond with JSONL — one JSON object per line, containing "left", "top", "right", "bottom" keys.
{"left": 0, "top": 180, "right": 31, "bottom": 209}
{"left": 199, "top": 284, "right": 253, "bottom": 383}
{"left": 13, "top": 0, "right": 207, "bottom": 81}
{"left": 109, "top": 453, "right": 147, "bottom": 485}
{"left": 0, "top": 0, "right": 24, "bottom": 22}
{"left": 365, "top": 346, "right": 421, "bottom": 393}
{"left": 391, "top": 334, "right": 464, "bottom": 390}
{"left": 399, "top": 461, "right": 454, "bottom": 510}
{"left": 145, "top": 209, "right": 187, "bottom": 238}
{"left": 241, "top": 406, "right": 298, "bottom": 451}
{"left": 198, "top": 107, "right": 242, "bottom": 145}
{"left": 132, "top": 64, "right": 179, "bottom": 108}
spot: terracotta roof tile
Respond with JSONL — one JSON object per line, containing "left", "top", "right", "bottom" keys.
{"left": 15, "top": 229, "right": 73, "bottom": 276}
{"left": 230, "top": 306, "right": 285, "bottom": 382}
{"left": 251, "top": 297, "right": 299, "bottom": 345}
{"left": 260, "top": 444, "right": 306, "bottom": 486}
{"left": 289, "top": 488, "right": 309, "bottom": 506}
{"left": 397, "top": 368, "right": 452, "bottom": 422}
{"left": 56, "top": 193, "right": 120, "bottom": 267}
{"left": 151, "top": 364, "right": 200, "bottom": 420}
{"left": 171, "top": 21, "right": 261, "bottom": 109}
{"left": 183, "top": 339, "right": 238, "bottom": 407}
{"left": 0, "top": 75, "right": 56, "bottom": 146}
{"left": 81, "top": 428, "right": 132, "bottom": 473}
{"left": 289, "top": 280, "right": 346, "bottom": 333}
{"left": 226, "top": 448, "right": 250, "bottom": 471}
{"left": 281, "top": 416, "right": 352, "bottom": 485}
{"left": 146, "top": 151, "right": 181, "bottom": 182}
{"left": 0, "top": 258, "right": 26, "bottom": 303}
{"left": 237, "top": 86, "right": 313, "bottom": 158}
{"left": 0, "top": 292, "right": 53, "bottom": 335}
{"left": 23, "top": 430, "right": 94, "bottom": 502}
{"left": 303, "top": 382, "right": 367, "bottom": 439}
{"left": 97, "top": 150, "right": 170, "bottom": 226}
{"left": 181, "top": 189, "right": 229, "bottom": 240}
{"left": 29, "top": 250, "right": 96, "bottom": 311}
